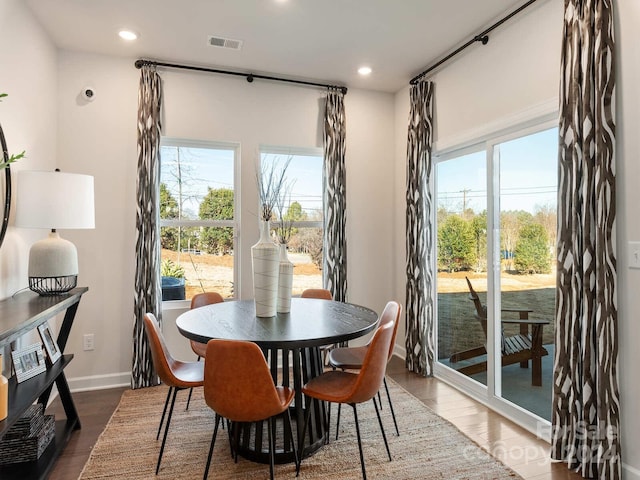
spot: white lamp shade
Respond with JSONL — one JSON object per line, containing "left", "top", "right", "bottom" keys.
{"left": 15, "top": 171, "right": 95, "bottom": 229}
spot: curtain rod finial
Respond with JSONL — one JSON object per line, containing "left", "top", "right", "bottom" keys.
{"left": 246, "top": 74, "right": 254, "bottom": 83}
{"left": 134, "top": 60, "right": 145, "bottom": 69}
{"left": 474, "top": 35, "right": 489, "bottom": 45}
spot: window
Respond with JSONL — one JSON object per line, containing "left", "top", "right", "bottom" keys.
{"left": 159, "top": 138, "right": 238, "bottom": 301}
{"left": 260, "top": 147, "right": 324, "bottom": 295}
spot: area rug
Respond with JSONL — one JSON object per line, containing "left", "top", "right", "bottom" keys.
{"left": 79, "top": 380, "right": 522, "bottom": 479}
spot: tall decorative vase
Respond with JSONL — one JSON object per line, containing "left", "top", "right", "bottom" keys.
{"left": 0, "top": 354, "right": 7, "bottom": 421}
{"left": 252, "top": 220, "right": 280, "bottom": 317}
{"left": 277, "top": 244, "right": 294, "bottom": 313}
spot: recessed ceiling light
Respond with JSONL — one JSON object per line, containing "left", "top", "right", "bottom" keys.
{"left": 118, "top": 30, "right": 138, "bottom": 41}
{"left": 358, "top": 66, "right": 372, "bottom": 76}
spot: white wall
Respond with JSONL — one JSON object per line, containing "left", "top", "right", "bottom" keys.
{"left": 615, "top": 1, "right": 640, "bottom": 478}
{"left": 55, "top": 51, "right": 140, "bottom": 386}
{"left": 0, "top": 0, "right": 58, "bottom": 300}
{"left": 393, "top": 0, "right": 639, "bottom": 477}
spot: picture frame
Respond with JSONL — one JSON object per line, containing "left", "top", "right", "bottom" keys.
{"left": 38, "top": 322, "right": 62, "bottom": 365}
{"left": 11, "top": 344, "right": 47, "bottom": 383}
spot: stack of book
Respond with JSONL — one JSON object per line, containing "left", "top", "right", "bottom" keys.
{"left": 0, "top": 404, "right": 55, "bottom": 465}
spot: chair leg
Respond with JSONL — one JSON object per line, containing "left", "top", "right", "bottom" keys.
{"left": 351, "top": 404, "right": 367, "bottom": 480}
{"left": 267, "top": 417, "right": 276, "bottom": 480}
{"left": 157, "top": 386, "right": 172, "bottom": 440}
{"left": 383, "top": 377, "right": 399, "bottom": 436}
{"left": 335, "top": 403, "right": 341, "bottom": 440}
{"left": 186, "top": 356, "right": 202, "bottom": 411}
{"left": 285, "top": 409, "right": 300, "bottom": 476}
{"left": 226, "top": 420, "right": 234, "bottom": 457}
{"left": 203, "top": 414, "right": 221, "bottom": 480}
{"left": 325, "top": 402, "right": 331, "bottom": 445}
{"left": 156, "top": 387, "right": 178, "bottom": 475}
{"left": 298, "top": 400, "right": 315, "bottom": 475}
{"left": 372, "top": 397, "right": 392, "bottom": 462}
{"left": 233, "top": 422, "right": 240, "bottom": 463}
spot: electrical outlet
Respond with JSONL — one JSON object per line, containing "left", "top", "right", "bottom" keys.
{"left": 83, "top": 333, "right": 95, "bottom": 351}
{"left": 630, "top": 242, "right": 640, "bottom": 269}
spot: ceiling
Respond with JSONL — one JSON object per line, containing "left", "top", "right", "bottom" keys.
{"left": 25, "top": 0, "right": 527, "bottom": 93}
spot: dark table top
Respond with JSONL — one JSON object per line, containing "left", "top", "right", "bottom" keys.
{"left": 176, "top": 298, "right": 379, "bottom": 349}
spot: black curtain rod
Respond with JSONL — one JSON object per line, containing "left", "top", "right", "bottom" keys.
{"left": 135, "top": 59, "right": 348, "bottom": 95}
{"left": 410, "top": 0, "right": 539, "bottom": 84}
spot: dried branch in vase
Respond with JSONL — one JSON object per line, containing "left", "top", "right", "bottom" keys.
{"left": 256, "top": 156, "right": 291, "bottom": 222}
{"left": 275, "top": 181, "right": 296, "bottom": 245}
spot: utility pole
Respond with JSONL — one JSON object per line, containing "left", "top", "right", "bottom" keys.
{"left": 460, "top": 188, "right": 471, "bottom": 217}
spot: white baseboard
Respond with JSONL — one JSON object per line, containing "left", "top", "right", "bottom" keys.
{"left": 624, "top": 463, "right": 640, "bottom": 480}
{"left": 67, "top": 371, "right": 131, "bottom": 393}
{"left": 43, "top": 371, "right": 129, "bottom": 409}
{"left": 392, "top": 344, "right": 406, "bottom": 360}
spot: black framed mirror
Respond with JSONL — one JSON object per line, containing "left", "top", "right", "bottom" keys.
{"left": 0, "top": 122, "right": 12, "bottom": 249}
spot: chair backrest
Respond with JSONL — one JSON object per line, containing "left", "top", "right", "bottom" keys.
{"left": 301, "top": 288, "right": 332, "bottom": 300}
{"left": 204, "top": 339, "right": 287, "bottom": 422}
{"left": 190, "top": 291, "right": 224, "bottom": 309}
{"left": 465, "top": 277, "right": 487, "bottom": 319}
{"left": 465, "top": 277, "right": 492, "bottom": 338}
{"left": 386, "top": 302, "right": 402, "bottom": 362}
{"left": 347, "top": 301, "right": 399, "bottom": 404}
{"left": 142, "top": 313, "right": 179, "bottom": 386}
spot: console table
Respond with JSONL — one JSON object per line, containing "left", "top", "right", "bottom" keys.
{"left": 0, "top": 287, "right": 88, "bottom": 480}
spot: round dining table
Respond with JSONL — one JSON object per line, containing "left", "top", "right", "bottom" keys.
{"left": 176, "top": 297, "right": 378, "bottom": 464}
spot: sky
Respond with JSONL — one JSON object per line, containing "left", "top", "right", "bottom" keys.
{"left": 436, "top": 127, "right": 558, "bottom": 214}
{"left": 160, "top": 146, "right": 323, "bottom": 219}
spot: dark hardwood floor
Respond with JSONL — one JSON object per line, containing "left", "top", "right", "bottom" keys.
{"left": 46, "top": 387, "right": 127, "bottom": 480}
{"left": 44, "top": 357, "right": 582, "bottom": 480}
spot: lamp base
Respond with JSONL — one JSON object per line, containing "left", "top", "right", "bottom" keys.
{"left": 28, "top": 275, "right": 77, "bottom": 296}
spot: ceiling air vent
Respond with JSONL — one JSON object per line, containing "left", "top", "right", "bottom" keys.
{"left": 207, "top": 35, "right": 243, "bottom": 50}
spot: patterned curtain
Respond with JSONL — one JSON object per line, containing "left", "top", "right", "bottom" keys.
{"left": 323, "top": 88, "right": 347, "bottom": 302}
{"left": 552, "top": 1, "right": 620, "bottom": 478}
{"left": 405, "top": 81, "right": 435, "bottom": 376}
{"left": 132, "top": 66, "right": 163, "bottom": 389}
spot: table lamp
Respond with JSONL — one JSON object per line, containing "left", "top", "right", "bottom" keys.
{"left": 15, "top": 170, "right": 95, "bottom": 295}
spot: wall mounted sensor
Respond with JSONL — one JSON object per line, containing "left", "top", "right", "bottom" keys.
{"left": 81, "top": 87, "right": 96, "bottom": 101}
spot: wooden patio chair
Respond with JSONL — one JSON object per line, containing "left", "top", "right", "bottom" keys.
{"left": 449, "top": 277, "right": 549, "bottom": 386}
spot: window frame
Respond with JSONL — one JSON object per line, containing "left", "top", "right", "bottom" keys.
{"left": 159, "top": 137, "right": 240, "bottom": 306}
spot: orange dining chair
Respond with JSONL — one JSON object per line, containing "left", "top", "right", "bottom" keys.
{"left": 185, "top": 291, "right": 224, "bottom": 410}
{"left": 202, "top": 339, "right": 298, "bottom": 480}
{"left": 143, "top": 313, "right": 205, "bottom": 475}
{"left": 328, "top": 302, "right": 402, "bottom": 437}
{"left": 299, "top": 301, "right": 400, "bottom": 480}
{"left": 300, "top": 288, "right": 335, "bottom": 364}
{"left": 300, "top": 288, "right": 332, "bottom": 301}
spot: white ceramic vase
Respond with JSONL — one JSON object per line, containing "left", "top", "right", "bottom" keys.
{"left": 277, "top": 243, "right": 294, "bottom": 313}
{"left": 251, "top": 220, "right": 280, "bottom": 317}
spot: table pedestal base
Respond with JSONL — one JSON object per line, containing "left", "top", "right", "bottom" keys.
{"left": 234, "top": 346, "right": 327, "bottom": 464}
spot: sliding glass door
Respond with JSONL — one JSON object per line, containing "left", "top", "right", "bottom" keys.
{"left": 496, "top": 128, "right": 557, "bottom": 420}
{"left": 436, "top": 150, "right": 488, "bottom": 387}
{"left": 435, "top": 123, "right": 557, "bottom": 423}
